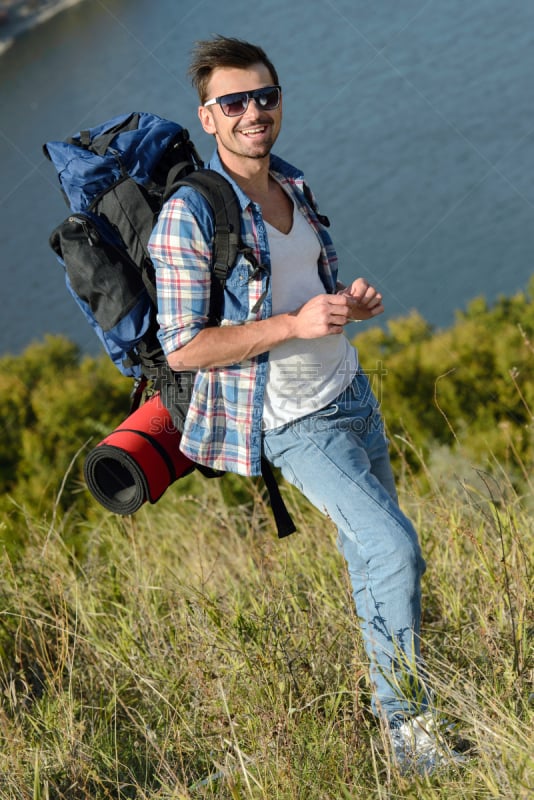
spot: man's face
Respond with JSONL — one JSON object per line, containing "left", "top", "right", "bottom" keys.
{"left": 198, "top": 62, "right": 282, "bottom": 167}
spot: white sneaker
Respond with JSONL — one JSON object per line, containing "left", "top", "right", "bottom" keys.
{"left": 389, "top": 711, "right": 470, "bottom": 775}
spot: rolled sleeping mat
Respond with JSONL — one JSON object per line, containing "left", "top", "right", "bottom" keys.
{"left": 84, "top": 392, "right": 194, "bottom": 515}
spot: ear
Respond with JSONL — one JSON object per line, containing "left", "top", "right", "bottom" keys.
{"left": 198, "top": 105, "right": 216, "bottom": 135}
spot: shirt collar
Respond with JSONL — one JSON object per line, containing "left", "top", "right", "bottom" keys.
{"left": 206, "top": 149, "right": 305, "bottom": 208}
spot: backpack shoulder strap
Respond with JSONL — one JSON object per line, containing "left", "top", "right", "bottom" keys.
{"left": 302, "top": 182, "right": 330, "bottom": 228}
{"left": 165, "top": 168, "right": 243, "bottom": 325}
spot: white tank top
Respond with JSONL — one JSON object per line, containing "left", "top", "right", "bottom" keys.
{"left": 262, "top": 199, "right": 357, "bottom": 430}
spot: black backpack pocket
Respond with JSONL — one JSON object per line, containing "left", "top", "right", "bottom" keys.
{"left": 50, "top": 213, "right": 146, "bottom": 332}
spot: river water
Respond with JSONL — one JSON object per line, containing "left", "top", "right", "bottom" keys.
{"left": 1, "top": 0, "right": 533, "bottom": 357}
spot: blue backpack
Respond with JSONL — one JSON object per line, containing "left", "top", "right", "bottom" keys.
{"left": 44, "top": 111, "right": 245, "bottom": 408}
{"left": 44, "top": 111, "right": 296, "bottom": 536}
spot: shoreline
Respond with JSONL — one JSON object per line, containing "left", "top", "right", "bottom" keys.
{"left": 0, "top": 0, "right": 87, "bottom": 56}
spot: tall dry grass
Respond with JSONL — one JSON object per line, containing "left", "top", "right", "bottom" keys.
{"left": 0, "top": 448, "right": 532, "bottom": 799}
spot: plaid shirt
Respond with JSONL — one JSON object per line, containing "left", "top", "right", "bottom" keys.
{"left": 148, "top": 150, "right": 339, "bottom": 476}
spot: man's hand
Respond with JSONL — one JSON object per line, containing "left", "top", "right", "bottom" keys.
{"left": 290, "top": 279, "right": 382, "bottom": 339}
{"left": 290, "top": 293, "right": 355, "bottom": 338}
{"left": 337, "top": 278, "right": 384, "bottom": 321}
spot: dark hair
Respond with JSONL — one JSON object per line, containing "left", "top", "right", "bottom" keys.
{"left": 189, "top": 35, "right": 279, "bottom": 103}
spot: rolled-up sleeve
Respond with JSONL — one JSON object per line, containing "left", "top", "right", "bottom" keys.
{"left": 148, "top": 195, "right": 213, "bottom": 355}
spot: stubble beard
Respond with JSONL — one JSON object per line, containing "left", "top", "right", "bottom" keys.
{"left": 219, "top": 120, "right": 278, "bottom": 162}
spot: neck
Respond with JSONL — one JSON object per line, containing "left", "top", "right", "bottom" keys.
{"left": 218, "top": 151, "right": 272, "bottom": 199}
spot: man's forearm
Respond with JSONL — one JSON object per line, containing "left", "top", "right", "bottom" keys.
{"left": 166, "top": 312, "right": 296, "bottom": 370}
{"left": 165, "top": 288, "right": 381, "bottom": 371}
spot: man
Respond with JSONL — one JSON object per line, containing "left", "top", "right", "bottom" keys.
{"left": 148, "top": 35, "right": 464, "bottom": 773}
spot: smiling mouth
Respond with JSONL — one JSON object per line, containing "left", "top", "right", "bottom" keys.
{"left": 238, "top": 124, "right": 270, "bottom": 136}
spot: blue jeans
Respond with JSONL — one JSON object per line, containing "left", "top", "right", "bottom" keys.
{"left": 262, "top": 371, "right": 429, "bottom": 723}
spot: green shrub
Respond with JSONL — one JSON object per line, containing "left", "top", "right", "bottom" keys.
{"left": 354, "top": 282, "right": 534, "bottom": 487}
{"left": 1, "top": 284, "right": 532, "bottom": 551}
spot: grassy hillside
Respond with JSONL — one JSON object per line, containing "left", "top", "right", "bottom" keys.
{"left": 0, "top": 286, "right": 532, "bottom": 798}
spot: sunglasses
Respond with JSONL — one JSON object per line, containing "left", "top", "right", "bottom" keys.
{"left": 203, "top": 85, "right": 281, "bottom": 117}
